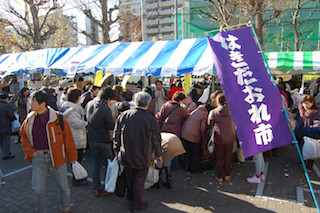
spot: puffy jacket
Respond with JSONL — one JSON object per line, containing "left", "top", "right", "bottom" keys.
{"left": 158, "top": 101, "right": 189, "bottom": 137}
{"left": 211, "top": 105, "right": 236, "bottom": 145}
{"left": 181, "top": 105, "right": 208, "bottom": 144}
{"left": 62, "top": 101, "right": 87, "bottom": 149}
{"left": 19, "top": 107, "right": 78, "bottom": 167}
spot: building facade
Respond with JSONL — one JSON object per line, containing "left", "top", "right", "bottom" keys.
{"left": 141, "top": 0, "right": 182, "bottom": 41}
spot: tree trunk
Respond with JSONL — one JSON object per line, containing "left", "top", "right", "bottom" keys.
{"left": 255, "top": 14, "right": 264, "bottom": 49}
{"left": 101, "top": 0, "right": 110, "bottom": 44}
{"left": 29, "top": 0, "right": 41, "bottom": 50}
{"left": 293, "top": 0, "right": 302, "bottom": 51}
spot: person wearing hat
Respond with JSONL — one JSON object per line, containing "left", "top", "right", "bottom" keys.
{"left": 0, "top": 92, "right": 16, "bottom": 160}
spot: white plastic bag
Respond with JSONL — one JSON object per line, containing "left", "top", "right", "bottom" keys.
{"left": 207, "top": 139, "right": 215, "bottom": 153}
{"left": 302, "top": 136, "right": 320, "bottom": 160}
{"left": 144, "top": 161, "right": 159, "bottom": 189}
{"left": 11, "top": 113, "right": 21, "bottom": 133}
{"left": 72, "top": 161, "right": 88, "bottom": 180}
{"left": 105, "top": 156, "right": 119, "bottom": 193}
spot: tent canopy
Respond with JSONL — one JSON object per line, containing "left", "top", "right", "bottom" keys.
{"left": 0, "top": 38, "right": 215, "bottom": 77}
{"left": 265, "top": 51, "right": 320, "bottom": 75}
{"left": 1, "top": 39, "right": 319, "bottom": 77}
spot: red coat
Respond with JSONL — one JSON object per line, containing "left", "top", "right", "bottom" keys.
{"left": 168, "top": 86, "right": 184, "bottom": 100}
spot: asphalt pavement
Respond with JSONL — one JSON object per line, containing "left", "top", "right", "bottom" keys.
{"left": 0, "top": 135, "right": 319, "bottom": 213}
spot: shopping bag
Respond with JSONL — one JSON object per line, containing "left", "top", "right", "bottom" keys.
{"left": 161, "top": 133, "right": 186, "bottom": 160}
{"left": 105, "top": 156, "right": 119, "bottom": 193}
{"left": 72, "top": 161, "right": 88, "bottom": 180}
{"left": 144, "top": 161, "right": 159, "bottom": 189}
{"left": 236, "top": 147, "right": 245, "bottom": 163}
{"left": 11, "top": 113, "right": 21, "bottom": 133}
{"left": 207, "top": 139, "right": 215, "bottom": 153}
{"left": 302, "top": 136, "right": 320, "bottom": 160}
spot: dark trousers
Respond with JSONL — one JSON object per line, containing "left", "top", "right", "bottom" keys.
{"left": 183, "top": 139, "right": 202, "bottom": 172}
{"left": 0, "top": 134, "right": 11, "bottom": 157}
{"left": 71, "top": 149, "right": 85, "bottom": 181}
{"left": 90, "top": 142, "right": 113, "bottom": 190}
{"left": 124, "top": 167, "right": 148, "bottom": 210}
{"left": 215, "top": 143, "right": 233, "bottom": 178}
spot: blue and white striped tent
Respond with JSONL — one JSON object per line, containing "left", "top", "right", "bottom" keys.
{"left": 0, "top": 37, "right": 215, "bottom": 77}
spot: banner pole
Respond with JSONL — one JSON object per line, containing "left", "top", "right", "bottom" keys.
{"left": 249, "top": 24, "right": 320, "bottom": 212}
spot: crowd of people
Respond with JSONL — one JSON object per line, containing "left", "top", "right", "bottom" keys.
{"left": 1, "top": 75, "right": 319, "bottom": 212}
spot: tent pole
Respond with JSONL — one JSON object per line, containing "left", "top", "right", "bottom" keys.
{"left": 249, "top": 24, "right": 320, "bottom": 212}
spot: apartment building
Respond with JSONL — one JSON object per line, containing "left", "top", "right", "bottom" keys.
{"left": 142, "top": 0, "right": 182, "bottom": 41}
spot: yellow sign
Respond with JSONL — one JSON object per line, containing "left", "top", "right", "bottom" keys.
{"left": 94, "top": 70, "right": 103, "bottom": 86}
{"left": 184, "top": 74, "right": 192, "bottom": 93}
{"left": 303, "top": 75, "right": 320, "bottom": 81}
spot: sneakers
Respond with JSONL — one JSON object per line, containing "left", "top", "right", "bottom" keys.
{"left": 247, "top": 175, "right": 261, "bottom": 183}
{"left": 260, "top": 174, "right": 266, "bottom": 180}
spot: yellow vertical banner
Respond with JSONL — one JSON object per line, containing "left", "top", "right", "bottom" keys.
{"left": 184, "top": 74, "right": 192, "bottom": 93}
{"left": 94, "top": 70, "right": 103, "bottom": 86}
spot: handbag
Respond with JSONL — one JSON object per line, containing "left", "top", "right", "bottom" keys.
{"left": 302, "top": 136, "right": 320, "bottom": 160}
{"left": 11, "top": 113, "right": 21, "bottom": 133}
{"left": 72, "top": 161, "right": 88, "bottom": 180}
{"left": 105, "top": 156, "right": 119, "bottom": 193}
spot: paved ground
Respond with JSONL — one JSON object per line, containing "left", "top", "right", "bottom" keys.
{"left": 0, "top": 135, "right": 320, "bottom": 213}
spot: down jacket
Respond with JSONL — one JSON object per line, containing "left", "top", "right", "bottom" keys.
{"left": 62, "top": 101, "right": 87, "bottom": 149}
{"left": 181, "top": 104, "right": 208, "bottom": 144}
{"left": 211, "top": 105, "right": 236, "bottom": 145}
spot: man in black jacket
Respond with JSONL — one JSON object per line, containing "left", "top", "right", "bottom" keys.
{"left": 0, "top": 92, "right": 16, "bottom": 160}
{"left": 86, "top": 87, "right": 115, "bottom": 197}
{"left": 114, "top": 91, "right": 162, "bottom": 212}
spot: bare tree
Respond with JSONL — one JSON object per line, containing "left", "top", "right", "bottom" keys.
{"left": 283, "top": 0, "right": 318, "bottom": 51}
{"left": 0, "top": 0, "right": 65, "bottom": 51}
{"left": 71, "top": 0, "right": 119, "bottom": 44}
{"left": 199, "top": 0, "right": 284, "bottom": 49}
{"left": 118, "top": 0, "right": 141, "bottom": 42}
{"left": 198, "top": 0, "right": 240, "bottom": 30}
{"left": 234, "top": 0, "right": 284, "bottom": 49}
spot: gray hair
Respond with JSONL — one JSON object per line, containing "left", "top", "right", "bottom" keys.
{"left": 134, "top": 91, "right": 151, "bottom": 107}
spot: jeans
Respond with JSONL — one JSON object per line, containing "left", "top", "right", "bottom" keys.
{"left": 0, "top": 134, "right": 11, "bottom": 157}
{"left": 90, "top": 142, "right": 113, "bottom": 190}
{"left": 253, "top": 152, "right": 265, "bottom": 175}
{"left": 32, "top": 153, "right": 70, "bottom": 213}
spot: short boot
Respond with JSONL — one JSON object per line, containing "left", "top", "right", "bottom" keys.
{"left": 164, "top": 166, "right": 173, "bottom": 189}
